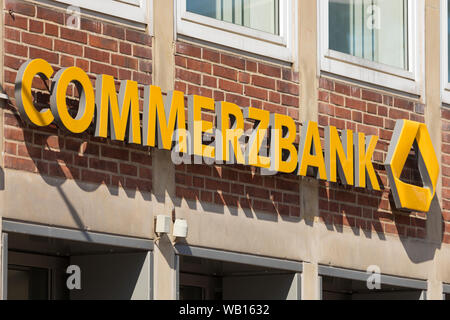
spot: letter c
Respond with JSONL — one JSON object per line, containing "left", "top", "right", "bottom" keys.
{"left": 15, "top": 59, "right": 55, "bottom": 127}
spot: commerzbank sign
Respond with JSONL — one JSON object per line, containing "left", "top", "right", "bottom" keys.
{"left": 15, "top": 59, "right": 439, "bottom": 213}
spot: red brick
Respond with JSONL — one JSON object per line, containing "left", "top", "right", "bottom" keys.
{"left": 84, "top": 46, "right": 109, "bottom": 63}
{"left": 89, "top": 158, "right": 118, "bottom": 173}
{"left": 176, "top": 42, "right": 201, "bottom": 58}
{"left": 133, "top": 45, "right": 152, "bottom": 59}
{"left": 334, "top": 106, "right": 351, "bottom": 120}
{"left": 203, "top": 75, "right": 217, "bottom": 88}
{"left": 394, "top": 98, "right": 414, "bottom": 111}
{"left": 112, "top": 54, "right": 138, "bottom": 69}
{"left": 186, "top": 58, "right": 211, "bottom": 74}
{"left": 120, "top": 163, "right": 138, "bottom": 176}
{"left": 126, "top": 29, "right": 152, "bottom": 46}
{"left": 361, "top": 89, "right": 383, "bottom": 103}
{"left": 4, "top": 156, "right": 37, "bottom": 172}
{"left": 213, "top": 65, "right": 238, "bottom": 81}
{"left": 330, "top": 93, "right": 344, "bottom": 106}
{"left": 221, "top": 54, "right": 245, "bottom": 70}
{"left": 282, "top": 95, "right": 299, "bottom": 108}
{"left": 258, "top": 63, "right": 281, "bottom": 78}
{"left": 319, "top": 78, "right": 334, "bottom": 91}
{"left": 60, "top": 27, "right": 87, "bottom": 44}
{"left": 55, "top": 39, "right": 83, "bottom": 56}
{"left": 225, "top": 93, "right": 250, "bottom": 107}
{"left": 6, "top": 0, "right": 35, "bottom": 17}
{"left": 80, "top": 18, "right": 101, "bottom": 33}
{"left": 202, "top": 48, "right": 220, "bottom": 63}
{"left": 277, "top": 81, "right": 299, "bottom": 95}
{"left": 29, "top": 47, "right": 59, "bottom": 64}
{"left": 252, "top": 75, "right": 275, "bottom": 90}
{"left": 90, "top": 61, "right": 118, "bottom": 77}
{"left": 120, "top": 42, "right": 132, "bottom": 55}
{"left": 89, "top": 34, "right": 117, "bottom": 51}
{"left": 219, "top": 79, "right": 242, "bottom": 94}
{"left": 176, "top": 68, "right": 201, "bottom": 85}
{"left": 45, "top": 23, "right": 58, "bottom": 36}
{"left": 103, "top": 23, "right": 125, "bottom": 40}
{"left": 81, "top": 170, "right": 109, "bottom": 185}
{"left": 139, "top": 60, "right": 152, "bottom": 73}
{"left": 269, "top": 91, "right": 281, "bottom": 104}
{"left": 364, "top": 114, "right": 384, "bottom": 127}
{"left": 29, "top": 20, "right": 43, "bottom": 33}
{"left": 334, "top": 82, "right": 351, "bottom": 96}
{"left": 133, "top": 71, "right": 152, "bottom": 85}
{"left": 389, "top": 108, "right": 409, "bottom": 120}
{"left": 5, "top": 41, "right": 27, "bottom": 57}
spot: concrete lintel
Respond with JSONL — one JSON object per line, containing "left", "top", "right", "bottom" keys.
{"left": 2, "top": 220, "right": 153, "bottom": 251}
{"left": 175, "top": 244, "right": 303, "bottom": 273}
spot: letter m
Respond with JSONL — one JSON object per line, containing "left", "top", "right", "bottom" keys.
{"left": 142, "top": 85, "right": 187, "bottom": 152}
{"left": 95, "top": 75, "right": 141, "bottom": 144}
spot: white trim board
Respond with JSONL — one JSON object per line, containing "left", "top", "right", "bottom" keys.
{"left": 176, "top": 0, "right": 295, "bottom": 62}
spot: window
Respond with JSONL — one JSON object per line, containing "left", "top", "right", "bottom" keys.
{"left": 319, "top": 0, "right": 423, "bottom": 95}
{"left": 186, "top": 0, "right": 280, "bottom": 35}
{"left": 441, "top": 0, "right": 450, "bottom": 103}
{"left": 177, "top": 0, "right": 294, "bottom": 61}
{"left": 52, "top": 0, "right": 150, "bottom": 26}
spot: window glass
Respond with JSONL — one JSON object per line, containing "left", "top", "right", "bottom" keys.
{"left": 328, "top": 0, "right": 408, "bottom": 70}
{"left": 186, "top": 0, "right": 280, "bottom": 35}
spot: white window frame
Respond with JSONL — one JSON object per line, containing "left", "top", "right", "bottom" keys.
{"left": 52, "top": 0, "right": 151, "bottom": 27}
{"left": 441, "top": 0, "right": 450, "bottom": 104}
{"left": 176, "top": 0, "right": 295, "bottom": 62}
{"left": 318, "top": 0, "right": 424, "bottom": 95}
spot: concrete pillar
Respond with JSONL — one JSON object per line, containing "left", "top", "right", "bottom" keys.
{"left": 152, "top": 0, "right": 177, "bottom": 300}
{"left": 424, "top": 0, "right": 444, "bottom": 300}
{"left": 301, "top": 262, "right": 320, "bottom": 300}
{"left": 298, "top": 0, "right": 320, "bottom": 225}
{"left": 0, "top": 0, "right": 5, "bottom": 300}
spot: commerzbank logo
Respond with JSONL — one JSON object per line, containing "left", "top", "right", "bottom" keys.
{"left": 14, "top": 59, "right": 440, "bottom": 214}
{"left": 385, "top": 120, "right": 439, "bottom": 213}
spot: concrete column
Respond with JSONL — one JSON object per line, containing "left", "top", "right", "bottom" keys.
{"left": 298, "top": 0, "right": 320, "bottom": 225}
{"left": 0, "top": 0, "right": 5, "bottom": 300}
{"left": 301, "top": 262, "right": 320, "bottom": 300}
{"left": 152, "top": 0, "right": 177, "bottom": 300}
{"left": 424, "top": 0, "right": 444, "bottom": 300}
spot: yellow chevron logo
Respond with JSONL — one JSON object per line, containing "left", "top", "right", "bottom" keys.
{"left": 385, "top": 120, "right": 439, "bottom": 213}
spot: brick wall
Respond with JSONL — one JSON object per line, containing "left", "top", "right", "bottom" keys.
{"left": 174, "top": 41, "right": 302, "bottom": 218}
{"left": 2, "top": 0, "right": 153, "bottom": 193}
{"left": 1, "top": 0, "right": 444, "bottom": 243}
{"left": 318, "top": 77, "right": 429, "bottom": 241}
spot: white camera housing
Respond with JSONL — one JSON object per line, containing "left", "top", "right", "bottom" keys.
{"left": 173, "top": 219, "right": 188, "bottom": 238}
{"left": 155, "top": 215, "right": 171, "bottom": 234}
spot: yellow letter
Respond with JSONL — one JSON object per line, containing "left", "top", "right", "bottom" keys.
{"left": 95, "top": 75, "right": 141, "bottom": 144}
{"left": 325, "top": 126, "right": 354, "bottom": 185}
{"left": 269, "top": 113, "right": 298, "bottom": 173}
{"left": 216, "top": 102, "right": 245, "bottom": 164}
{"left": 143, "top": 85, "right": 187, "bottom": 152}
{"left": 188, "top": 95, "right": 215, "bottom": 159}
{"left": 15, "top": 59, "right": 54, "bottom": 127}
{"left": 354, "top": 132, "right": 380, "bottom": 190}
{"left": 50, "top": 67, "right": 95, "bottom": 134}
{"left": 298, "top": 121, "right": 327, "bottom": 180}
{"left": 244, "top": 107, "right": 270, "bottom": 168}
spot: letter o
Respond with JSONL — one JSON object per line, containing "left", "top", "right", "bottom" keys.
{"left": 50, "top": 67, "right": 95, "bottom": 134}
{"left": 15, "top": 59, "right": 55, "bottom": 127}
